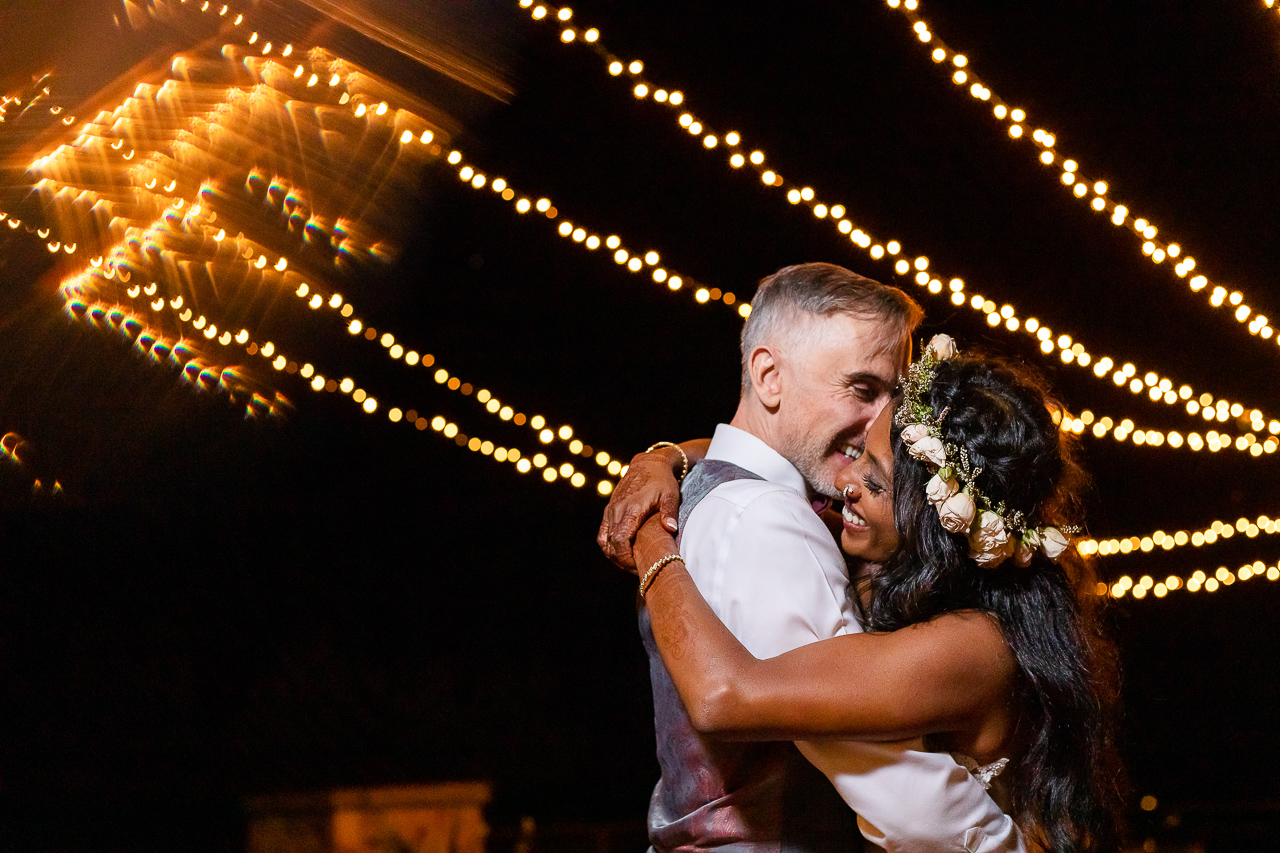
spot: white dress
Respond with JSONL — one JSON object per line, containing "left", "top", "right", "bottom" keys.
{"left": 856, "top": 753, "right": 1015, "bottom": 852}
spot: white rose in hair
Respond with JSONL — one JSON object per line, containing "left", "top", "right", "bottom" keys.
{"left": 925, "top": 473, "right": 958, "bottom": 507}
{"left": 901, "top": 424, "right": 930, "bottom": 445}
{"left": 969, "top": 510, "right": 1014, "bottom": 568}
{"left": 1015, "top": 529, "right": 1042, "bottom": 567}
{"left": 927, "top": 334, "right": 957, "bottom": 360}
{"left": 937, "top": 491, "right": 976, "bottom": 534}
{"left": 971, "top": 510, "right": 1008, "bottom": 544}
{"left": 1014, "top": 540, "right": 1035, "bottom": 567}
{"left": 973, "top": 539, "right": 1016, "bottom": 568}
{"left": 1039, "top": 527, "right": 1070, "bottom": 560}
{"left": 907, "top": 435, "right": 947, "bottom": 467}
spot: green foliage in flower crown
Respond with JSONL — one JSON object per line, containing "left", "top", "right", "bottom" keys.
{"left": 894, "top": 341, "right": 1026, "bottom": 538}
{"left": 893, "top": 348, "right": 943, "bottom": 436}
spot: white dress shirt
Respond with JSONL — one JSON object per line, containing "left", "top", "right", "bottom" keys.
{"left": 677, "top": 424, "right": 1024, "bottom": 853}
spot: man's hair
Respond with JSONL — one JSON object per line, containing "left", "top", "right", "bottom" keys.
{"left": 740, "top": 263, "right": 923, "bottom": 393}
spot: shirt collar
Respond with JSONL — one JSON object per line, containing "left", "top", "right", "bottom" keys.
{"left": 705, "top": 424, "right": 809, "bottom": 497}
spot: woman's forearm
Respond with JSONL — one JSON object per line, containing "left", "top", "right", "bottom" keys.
{"left": 641, "top": 556, "right": 760, "bottom": 734}
{"left": 636, "top": 521, "right": 1011, "bottom": 742}
{"left": 681, "top": 438, "right": 711, "bottom": 466}
{"left": 641, "top": 438, "right": 711, "bottom": 477}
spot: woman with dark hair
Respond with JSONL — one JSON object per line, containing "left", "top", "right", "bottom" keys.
{"left": 625, "top": 338, "right": 1125, "bottom": 852}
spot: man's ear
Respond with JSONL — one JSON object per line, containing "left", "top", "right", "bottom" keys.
{"left": 747, "top": 344, "right": 783, "bottom": 409}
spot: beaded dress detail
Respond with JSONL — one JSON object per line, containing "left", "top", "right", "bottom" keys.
{"left": 951, "top": 755, "right": 1009, "bottom": 790}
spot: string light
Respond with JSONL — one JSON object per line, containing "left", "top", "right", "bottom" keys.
{"left": 22, "top": 38, "right": 622, "bottom": 496}
{"left": 81, "top": 196, "right": 622, "bottom": 475}
{"left": 422, "top": 414, "right": 604, "bottom": 492}
{"left": 884, "top": 0, "right": 1279, "bottom": 346}
{"left": 340, "top": 296, "right": 622, "bottom": 471}
{"left": 1102, "top": 559, "right": 1280, "bottom": 600}
{"left": 60, "top": 284, "right": 286, "bottom": 418}
{"left": 1078, "top": 514, "right": 1280, "bottom": 560}
{"left": 439, "top": 151, "right": 749, "bottom": 317}
{"left": 46, "top": 21, "right": 1274, "bottom": 444}
{"left": 252, "top": 305, "right": 616, "bottom": 492}
{"left": 89, "top": 256, "right": 621, "bottom": 494}
{"left": 1056, "top": 409, "right": 1268, "bottom": 457}
{"left": 517, "top": 1, "right": 1278, "bottom": 429}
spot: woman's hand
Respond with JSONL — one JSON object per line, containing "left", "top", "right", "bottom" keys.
{"left": 598, "top": 440, "right": 709, "bottom": 571}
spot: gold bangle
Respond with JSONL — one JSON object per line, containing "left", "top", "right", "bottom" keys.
{"left": 646, "top": 441, "right": 689, "bottom": 481}
{"left": 640, "top": 554, "right": 685, "bottom": 597}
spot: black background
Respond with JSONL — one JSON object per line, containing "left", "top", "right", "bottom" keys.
{"left": 2, "top": 1, "right": 1280, "bottom": 849}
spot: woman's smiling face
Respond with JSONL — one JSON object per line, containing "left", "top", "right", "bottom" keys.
{"left": 834, "top": 403, "right": 899, "bottom": 563}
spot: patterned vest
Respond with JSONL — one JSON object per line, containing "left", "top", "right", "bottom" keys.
{"left": 641, "top": 460, "right": 862, "bottom": 853}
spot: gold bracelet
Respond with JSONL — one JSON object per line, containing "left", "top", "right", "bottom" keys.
{"left": 640, "top": 554, "right": 685, "bottom": 597}
{"left": 646, "top": 441, "right": 689, "bottom": 481}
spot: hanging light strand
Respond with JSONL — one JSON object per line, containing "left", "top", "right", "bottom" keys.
{"left": 19, "top": 42, "right": 627, "bottom": 484}
{"left": 337, "top": 292, "right": 629, "bottom": 478}
{"left": 86, "top": 261, "right": 621, "bottom": 495}
{"left": 882, "top": 0, "right": 1277, "bottom": 344}
{"left": 60, "top": 286, "right": 287, "bottom": 417}
{"left": 515, "top": 1, "right": 1280, "bottom": 432}
{"left": 79, "top": 202, "right": 628, "bottom": 481}
{"left": 438, "top": 150, "right": 749, "bottom": 316}
{"left": 33, "top": 42, "right": 1272, "bottom": 457}
{"left": 1102, "top": 559, "right": 1280, "bottom": 600}
{"left": 1078, "top": 513, "right": 1280, "bottom": 559}
{"left": 1057, "top": 408, "right": 1270, "bottom": 457}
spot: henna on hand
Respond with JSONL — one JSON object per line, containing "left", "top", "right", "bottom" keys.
{"left": 597, "top": 451, "right": 682, "bottom": 571}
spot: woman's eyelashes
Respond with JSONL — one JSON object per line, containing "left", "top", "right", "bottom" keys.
{"left": 862, "top": 474, "right": 885, "bottom": 497}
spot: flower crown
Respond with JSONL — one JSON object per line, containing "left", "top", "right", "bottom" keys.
{"left": 895, "top": 334, "right": 1072, "bottom": 570}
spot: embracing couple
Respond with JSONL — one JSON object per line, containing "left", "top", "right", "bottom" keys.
{"left": 598, "top": 264, "right": 1125, "bottom": 852}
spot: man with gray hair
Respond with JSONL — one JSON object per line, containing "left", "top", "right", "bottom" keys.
{"left": 599, "top": 263, "right": 1022, "bottom": 852}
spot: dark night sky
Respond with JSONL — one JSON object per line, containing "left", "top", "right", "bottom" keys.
{"left": 3, "top": 1, "right": 1280, "bottom": 850}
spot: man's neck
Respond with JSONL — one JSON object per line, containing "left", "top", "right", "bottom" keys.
{"left": 728, "top": 398, "right": 774, "bottom": 448}
{"left": 729, "top": 400, "right": 822, "bottom": 501}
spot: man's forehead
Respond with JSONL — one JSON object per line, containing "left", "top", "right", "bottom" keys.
{"left": 810, "top": 313, "right": 907, "bottom": 372}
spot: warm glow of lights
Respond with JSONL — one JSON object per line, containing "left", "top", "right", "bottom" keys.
{"left": 512, "top": 6, "right": 1280, "bottom": 432}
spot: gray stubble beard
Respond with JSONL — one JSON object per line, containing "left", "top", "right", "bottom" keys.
{"left": 786, "top": 434, "right": 844, "bottom": 500}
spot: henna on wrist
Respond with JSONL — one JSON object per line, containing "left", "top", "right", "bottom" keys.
{"left": 650, "top": 575, "right": 691, "bottom": 661}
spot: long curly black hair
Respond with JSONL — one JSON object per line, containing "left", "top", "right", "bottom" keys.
{"left": 861, "top": 352, "right": 1126, "bottom": 852}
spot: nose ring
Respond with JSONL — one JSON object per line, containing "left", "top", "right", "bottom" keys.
{"left": 842, "top": 484, "right": 855, "bottom": 501}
